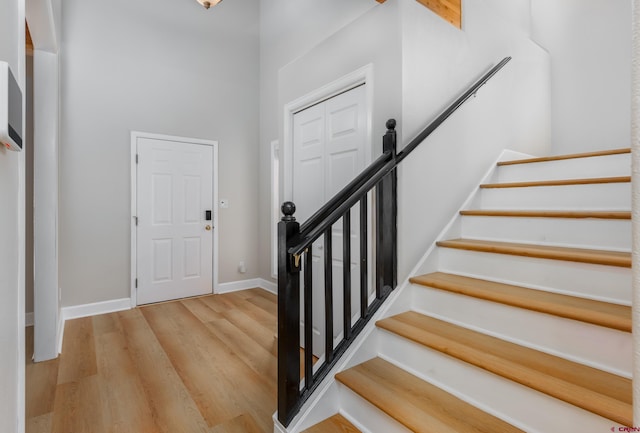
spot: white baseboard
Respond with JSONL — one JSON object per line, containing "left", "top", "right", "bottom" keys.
{"left": 218, "top": 278, "right": 278, "bottom": 295}
{"left": 62, "top": 298, "right": 132, "bottom": 322}
{"left": 217, "top": 278, "right": 263, "bottom": 294}
{"left": 259, "top": 278, "right": 277, "bottom": 295}
{"left": 25, "top": 312, "right": 34, "bottom": 327}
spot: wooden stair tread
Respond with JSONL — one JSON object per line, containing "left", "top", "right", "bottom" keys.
{"left": 480, "top": 176, "right": 630, "bottom": 189}
{"left": 302, "top": 414, "right": 361, "bottom": 433}
{"left": 336, "top": 357, "right": 524, "bottom": 433}
{"left": 497, "top": 148, "right": 631, "bottom": 166}
{"left": 409, "top": 272, "right": 631, "bottom": 331}
{"left": 436, "top": 238, "right": 631, "bottom": 268}
{"left": 376, "top": 312, "right": 632, "bottom": 426}
{"left": 459, "top": 210, "right": 631, "bottom": 219}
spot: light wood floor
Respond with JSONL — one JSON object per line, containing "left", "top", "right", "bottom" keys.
{"left": 26, "top": 289, "right": 278, "bottom": 433}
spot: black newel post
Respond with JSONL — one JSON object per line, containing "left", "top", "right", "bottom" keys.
{"left": 277, "top": 201, "right": 301, "bottom": 426}
{"left": 376, "top": 119, "right": 398, "bottom": 298}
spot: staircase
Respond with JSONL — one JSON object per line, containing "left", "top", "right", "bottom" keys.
{"left": 299, "top": 148, "right": 632, "bottom": 433}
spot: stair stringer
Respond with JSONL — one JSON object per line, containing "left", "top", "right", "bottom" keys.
{"left": 273, "top": 149, "right": 524, "bottom": 433}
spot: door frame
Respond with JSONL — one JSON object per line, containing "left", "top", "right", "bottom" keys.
{"left": 283, "top": 64, "right": 374, "bottom": 202}
{"left": 130, "top": 131, "right": 219, "bottom": 307}
{"left": 283, "top": 65, "right": 376, "bottom": 353}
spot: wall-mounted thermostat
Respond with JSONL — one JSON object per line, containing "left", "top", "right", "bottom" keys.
{"left": 0, "top": 61, "right": 23, "bottom": 152}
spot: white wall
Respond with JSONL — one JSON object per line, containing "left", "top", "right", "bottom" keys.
{"left": 0, "top": 0, "right": 26, "bottom": 431}
{"left": 257, "top": 0, "right": 378, "bottom": 282}
{"left": 59, "top": 0, "right": 260, "bottom": 306}
{"left": 532, "top": 0, "right": 632, "bottom": 154}
{"left": 397, "top": 0, "right": 551, "bottom": 281}
{"left": 25, "top": 53, "right": 33, "bottom": 317}
{"left": 277, "top": 2, "right": 402, "bottom": 167}
{"left": 484, "top": 0, "right": 532, "bottom": 35}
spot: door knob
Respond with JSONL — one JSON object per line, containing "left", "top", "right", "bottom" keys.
{"left": 205, "top": 225, "right": 212, "bottom": 231}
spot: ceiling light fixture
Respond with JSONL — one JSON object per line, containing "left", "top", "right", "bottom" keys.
{"left": 197, "top": 0, "right": 222, "bottom": 9}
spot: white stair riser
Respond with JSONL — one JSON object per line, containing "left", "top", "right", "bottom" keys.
{"left": 411, "top": 285, "right": 631, "bottom": 377}
{"left": 377, "top": 330, "right": 625, "bottom": 433}
{"left": 477, "top": 182, "right": 630, "bottom": 210}
{"left": 291, "top": 382, "right": 341, "bottom": 433}
{"left": 438, "top": 248, "right": 631, "bottom": 305}
{"left": 338, "top": 384, "right": 412, "bottom": 433}
{"left": 495, "top": 153, "right": 630, "bottom": 183}
{"left": 460, "top": 215, "right": 631, "bottom": 251}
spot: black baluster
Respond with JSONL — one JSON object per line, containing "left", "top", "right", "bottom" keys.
{"left": 324, "top": 227, "right": 333, "bottom": 363}
{"left": 360, "top": 195, "right": 368, "bottom": 318}
{"left": 303, "top": 248, "right": 313, "bottom": 390}
{"left": 343, "top": 211, "right": 352, "bottom": 340}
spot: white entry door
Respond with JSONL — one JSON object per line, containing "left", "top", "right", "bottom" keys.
{"left": 135, "top": 136, "right": 214, "bottom": 305}
{"left": 292, "top": 85, "right": 368, "bottom": 357}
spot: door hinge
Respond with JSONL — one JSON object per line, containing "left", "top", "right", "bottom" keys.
{"left": 136, "top": 154, "right": 139, "bottom": 164}
{"left": 135, "top": 278, "right": 138, "bottom": 288}
{"left": 134, "top": 216, "right": 138, "bottom": 226}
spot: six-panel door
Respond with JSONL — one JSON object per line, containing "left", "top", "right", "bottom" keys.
{"left": 136, "top": 137, "right": 214, "bottom": 305}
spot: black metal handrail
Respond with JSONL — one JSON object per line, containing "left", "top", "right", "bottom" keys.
{"left": 290, "top": 154, "right": 396, "bottom": 257}
{"left": 298, "top": 151, "right": 394, "bottom": 236}
{"left": 277, "top": 56, "right": 511, "bottom": 428}
{"left": 397, "top": 56, "right": 511, "bottom": 163}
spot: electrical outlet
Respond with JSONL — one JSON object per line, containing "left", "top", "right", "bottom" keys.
{"left": 238, "top": 261, "right": 246, "bottom": 274}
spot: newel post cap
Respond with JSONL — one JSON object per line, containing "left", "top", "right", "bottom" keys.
{"left": 386, "top": 119, "right": 397, "bottom": 131}
{"left": 281, "top": 201, "right": 296, "bottom": 222}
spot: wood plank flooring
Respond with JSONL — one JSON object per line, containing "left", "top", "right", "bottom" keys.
{"left": 26, "top": 289, "right": 278, "bottom": 433}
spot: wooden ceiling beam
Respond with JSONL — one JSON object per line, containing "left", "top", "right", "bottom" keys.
{"left": 416, "top": 0, "right": 461, "bottom": 28}
{"left": 375, "top": 0, "right": 461, "bottom": 29}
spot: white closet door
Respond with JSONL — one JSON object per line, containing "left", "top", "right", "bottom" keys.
{"left": 292, "top": 85, "right": 367, "bottom": 357}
